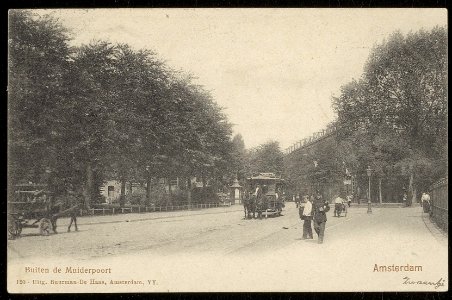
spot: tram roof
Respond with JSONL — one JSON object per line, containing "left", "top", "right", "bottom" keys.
{"left": 247, "top": 173, "right": 284, "bottom": 181}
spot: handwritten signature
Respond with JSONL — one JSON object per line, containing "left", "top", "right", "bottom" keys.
{"left": 402, "top": 276, "right": 446, "bottom": 289}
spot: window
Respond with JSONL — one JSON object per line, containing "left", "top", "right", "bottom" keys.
{"left": 107, "top": 186, "right": 115, "bottom": 197}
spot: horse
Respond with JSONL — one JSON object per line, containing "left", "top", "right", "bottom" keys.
{"left": 242, "top": 192, "right": 249, "bottom": 219}
{"left": 51, "top": 191, "right": 84, "bottom": 233}
{"left": 243, "top": 193, "right": 256, "bottom": 219}
{"left": 66, "top": 203, "right": 81, "bottom": 232}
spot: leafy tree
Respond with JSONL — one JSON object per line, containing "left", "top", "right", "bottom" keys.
{"left": 230, "top": 134, "right": 248, "bottom": 181}
{"left": 333, "top": 27, "right": 447, "bottom": 204}
{"left": 249, "top": 141, "right": 284, "bottom": 175}
{"left": 8, "top": 10, "right": 73, "bottom": 195}
{"left": 8, "top": 10, "right": 236, "bottom": 208}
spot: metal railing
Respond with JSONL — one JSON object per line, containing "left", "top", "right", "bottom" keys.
{"left": 79, "top": 202, "right": 223, "bottom": 216}
{"left": 284, "top": 125, "right": 337, "bottom": 155}
{"left": 430, "top": 177, "right": 448, "bottom": 232}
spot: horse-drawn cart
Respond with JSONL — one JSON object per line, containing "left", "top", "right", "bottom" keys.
{"left": 8, "top": 184, "right": 55, "bottom": 239}
{"left": 245, "top": 173, "right": 285, "bottom": 219}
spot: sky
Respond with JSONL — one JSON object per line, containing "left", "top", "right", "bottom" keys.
{"left": 36, "top": 8, "right": 447, "bottom": 150}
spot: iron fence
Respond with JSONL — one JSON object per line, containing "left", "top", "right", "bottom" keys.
{"left": 80, "top": 202, "right": 223, "bottom": 216}
{"left": 430, "top": 177, "right": 448, "bottom": 232}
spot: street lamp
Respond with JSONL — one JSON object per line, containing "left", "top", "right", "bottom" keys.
{"left": 366, "top": 166, "right": 372, "bottom": 214}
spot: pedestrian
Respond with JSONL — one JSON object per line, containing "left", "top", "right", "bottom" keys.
{"left": 347, "top": 194, "right": 353, "bottom": 207}
{"left": 402, "top": 192, "right": 408, "bottom": 207}
{"left": 333, "top": 194, "right": 345, "bottom": 217}
{"left": 301, "top": 196, "right": 313, "bottom": 239}
{"left": 312, "top": 191, "right": 330, "bottom": 244}
{"left": 298, "top": 197, "right": 305, "bottom": 217}
{"left": 255, "top": 184, "right": 264, "bottom": 219}
{"left": 421, "top": 192, "right": 431, "bottom": 213}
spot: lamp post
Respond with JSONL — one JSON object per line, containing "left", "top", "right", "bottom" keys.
{"left": 366, "top": 166, "right": 372, "bottom": 214}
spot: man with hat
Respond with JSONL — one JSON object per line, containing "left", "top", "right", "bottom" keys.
{"left": 312, "top": 190, "right": 330, "bottom": 244}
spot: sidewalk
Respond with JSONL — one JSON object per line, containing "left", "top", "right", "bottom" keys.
{"left": 57, "top": 204, "right": 243, "bottom": 227}
{"left": 421, "top": 210, "right": 448, "bottom": 247}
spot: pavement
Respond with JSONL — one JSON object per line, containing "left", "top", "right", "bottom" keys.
{"left": 7, "top": 202, "right": 448, "bottom": 292}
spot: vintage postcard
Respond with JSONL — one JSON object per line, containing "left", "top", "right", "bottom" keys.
{"left": 7, "top": 8, "right": 448, "bottom": 293}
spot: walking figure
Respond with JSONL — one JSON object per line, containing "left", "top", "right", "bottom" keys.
{"left": 421, "top": 192, "right": 431, "bottom": 213}
{"left": 334, "top": 193, "right": 345, "bottom": 217}
{"left": 300, "top": 196, "right": 313, "bottom": 239}
{"left": 312, "top": 191, "right": 330, "bottom": 244}
{"left": 346, "top": 194, "right": 353, "bottom": 207}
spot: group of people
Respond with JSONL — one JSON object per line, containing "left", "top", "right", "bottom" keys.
{"left": 298, "top": 191, "right": 330, "bottom": 244}
{"left": 402, "top": 191, "right": 431, "bottom": 211}
{"left": 297, "top": 191, "right": 354, "bottom": 244}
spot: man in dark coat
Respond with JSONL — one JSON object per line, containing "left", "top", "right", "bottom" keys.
{"left": 312, "top": 191, "right": 330, "bottom": 244}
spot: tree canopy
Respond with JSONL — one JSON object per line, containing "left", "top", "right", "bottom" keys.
{"left": 248, "top": 141, "right": 284, "bottom": 176}
{"left": 8, "top": 10, "right": 235, "bottom": 206}
{"left": 332, "top": 26, "right": 447, "bottom": 200}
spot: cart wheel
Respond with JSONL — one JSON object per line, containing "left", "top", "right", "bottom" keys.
{"left": 8, "top": 219, "right": 20, "bottom": 239}
{"left": 39, "top": 218, "right": 52, "bottom": 236}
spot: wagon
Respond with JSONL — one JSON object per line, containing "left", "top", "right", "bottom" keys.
{"left": 334, "top": 202, "right": 347, "bottom": 217}
{"left": 246, "top": 173, "right": 285, "bottom": 218}
{"left": 8, "top": 184, "right": 55, "bottom": 239}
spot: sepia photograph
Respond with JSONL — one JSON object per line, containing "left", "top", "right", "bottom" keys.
{"left": 7, "top": 8, "right": 448, "bottom": 293}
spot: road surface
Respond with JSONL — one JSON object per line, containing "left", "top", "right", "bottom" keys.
{"left": 7, "top": 202, "right": 448, "bottom": 292}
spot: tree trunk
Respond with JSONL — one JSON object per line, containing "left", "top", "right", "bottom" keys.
{"left": 120, "top": 178, "right": 126, "bottom": 207}
{"left": 83, "top": 164, "right": 93, "bottom": 209}
{"left": 412, "top": 186, "right": 417, "bottom": 207}
{"left": 357, "top": 186, "right": 361, "bottom": 204}
{"left": 167, "top": 177, "right": 172, "bottom": 200}
{"left": 187, "top": 177, "right": 192, "bottom": 208}
{"left": 146, "top": 177, "right": 151, "bottom": 207}
{"left": 408, "top": 172, "right": 414, "bottom": 206}
{"left": 202, "top": 173, "right": 206, "bottom": 189}
{"left": 379, "top": 178, "right": 382, "bottom": 204}
{"left": 202, "top": 173, "right": 207, "bottom": 203}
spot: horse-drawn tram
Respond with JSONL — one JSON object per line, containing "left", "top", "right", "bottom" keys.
{"left": 246, "top": 173, "right": 285, "bottom": 218}
{"left": 8, "top": 184, "right": 55, "bottom": 239}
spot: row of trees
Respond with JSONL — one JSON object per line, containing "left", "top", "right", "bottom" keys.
{"left": 283, "top": 27, "right": 447, "bottom": 204}
{"left": 332, "top": 26, "right": 447, "bottom": 204}
{"left": 230, "top": 135, "right": 285, "bottom": 183}
{"left": 8, "top": 11, "right": 235, "bottom": 207}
